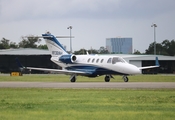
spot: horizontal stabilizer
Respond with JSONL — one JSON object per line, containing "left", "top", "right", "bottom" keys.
{"left": 139, "top": 65, "right": 159, "bottom": 70}
{"left": 139, "top": 56, "right": 160, "bottom": 70}
{"left": 25, "top": 36, "right": 74, "bottom": 38}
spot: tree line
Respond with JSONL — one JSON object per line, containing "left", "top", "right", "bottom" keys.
{"left": 0, "top": 36, "right": 47, "bottom": 49}
{"left": 0, "top": 36, "right": 175, "bottom": 56}
{"left": 0, "top": 36, "right": 109, "bottom": 54}
{"left": 144, "top": 40, "right": 175, "bottom": 56}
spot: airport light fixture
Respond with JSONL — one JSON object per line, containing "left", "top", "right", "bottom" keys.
{"left": 151, "top": 23, "right": 157, "bottom": 55}
{"left": 67, "top": 26, "right": 72, "bottom": 53}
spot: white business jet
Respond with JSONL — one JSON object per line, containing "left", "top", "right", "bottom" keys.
{"left": 22, "top": 32, "right": 159, "bottom": 82}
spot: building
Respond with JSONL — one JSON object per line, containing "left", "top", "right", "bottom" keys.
{"left": 106, "top": 37, "right": 132, "bottom": 54}
{"left": 114, "top": 54, "right": 175, "bottom": 74}
{"left": 0, "top": 48, "right": 175, "bottom": 74}
{"left": 0, "top": 48, "right": 58, "bottom": 73}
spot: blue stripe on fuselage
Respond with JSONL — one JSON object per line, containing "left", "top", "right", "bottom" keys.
{"left": 66, "top": 65, "right": 127, "bottom": 77}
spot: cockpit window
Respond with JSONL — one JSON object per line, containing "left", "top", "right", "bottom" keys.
{"left": 112, "top": 57, "right": 126, "bottom": 64}
{"left": 107, "top": 58, "right": 112, "bottom": 63}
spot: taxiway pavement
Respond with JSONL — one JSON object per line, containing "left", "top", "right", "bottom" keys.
{"left": 0, "top": 82, "right": 175, "bottom": 89}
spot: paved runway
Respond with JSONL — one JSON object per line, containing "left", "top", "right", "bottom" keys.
{"left": 0, "top": 82, "right": 175, "bottom": 89}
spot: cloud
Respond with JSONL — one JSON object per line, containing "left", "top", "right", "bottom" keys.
{"left": 0, "top": 0, "right": 175, "bottom": 53}
{"left": 0, "top": 0, "right": 122, "bottom": 22}
{"left": 1, "top": 0, "right": 175, "bottom": 22}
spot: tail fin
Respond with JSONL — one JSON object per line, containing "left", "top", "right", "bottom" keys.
{"left": 15, "top": 57, "right": 24, "bottom": 68}
{"left": 155, "top": 56, "right": 160, "bottom": 66}
{"left": 15, "top": 57, "right": 26, "bottom": 73}
{"left": 42, "top": 32, "right": 68, "bottom": 57}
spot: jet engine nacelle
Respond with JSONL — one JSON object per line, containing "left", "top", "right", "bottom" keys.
{"left": 59, "top": 54, "right": 77, "bottom": 64}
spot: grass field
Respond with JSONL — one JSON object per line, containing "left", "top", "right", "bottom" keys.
{"left": 0, "top": 74, "right": 175, "bottom": 120}
{"left": 0, "top": 74, "right": 175, "bottom": 82}
{"left": 0, "top": 88, "right": 175, "bottom": 120}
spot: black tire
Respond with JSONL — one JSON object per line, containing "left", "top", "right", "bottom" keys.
{"left": 70, "top": 76, "right": 76, "bottom": 82}
{"left": 123, "top": 76, "right": 128, "bottom": 82}
{"left": 105, "top": 75, "right": 110, "bottom": 82}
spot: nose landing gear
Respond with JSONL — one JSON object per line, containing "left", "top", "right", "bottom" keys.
{"left": 123, "top": 75, "right": 129, "bottom": 82}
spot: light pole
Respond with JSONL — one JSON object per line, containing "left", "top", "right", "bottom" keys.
{"left": 151, "top": 23, "right": 157, "bottom": 55}
{"left": 67, "top": 26, "right": 72, "bottom": 53}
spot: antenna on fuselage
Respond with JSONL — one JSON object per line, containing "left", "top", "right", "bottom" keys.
{"left": 86, "top": 51, "right": 89, "bottom": 55}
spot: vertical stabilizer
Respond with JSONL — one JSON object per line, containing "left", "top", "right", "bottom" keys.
{"left": 155, "top": 57, "right": 160, "bottom": 66}
{"left": 42, "top": 32, "right": 68, "bottom": 57}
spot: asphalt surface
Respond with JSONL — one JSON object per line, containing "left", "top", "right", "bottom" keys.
{"left": 0, "top": 82, "right": 175, "bottom": 89}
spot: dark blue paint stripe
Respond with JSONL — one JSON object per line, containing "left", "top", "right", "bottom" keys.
{"left": 66, "top": 65, "right": 127, "bottom": 76}
{"left": 42, "top": 34, "right": 68, "bottom": 53}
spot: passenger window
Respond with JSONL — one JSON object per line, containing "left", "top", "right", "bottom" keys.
{"left": 96, "top": 59, "right": 99, "bottom": 63}
{"left": 100, "top": 59, "right": 104, "bottom": 63}
{"left": 107, "top": 58, "right": 112, "bottom": 63}
{"left": 92, "top": 58, "right": 95, "bottom": 63}
{"left": 87, "top": 58, "right": 91, "bottom": 62}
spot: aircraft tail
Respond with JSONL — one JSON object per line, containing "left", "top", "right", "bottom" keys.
{"left": 42, "top": 32, "right": 68, "bottom": 57}
{"left": 155, "top": 56, "right": 159, "bottom": 66}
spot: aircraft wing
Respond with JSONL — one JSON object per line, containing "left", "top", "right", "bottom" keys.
{"left": 26, "top": 67, "right": 89, "bottom": 75}
{"left": 16, "top": 58, "right": 90, "bottom": 75}
{"left": 138, "top": 66, "right": 159, "bottom": 70}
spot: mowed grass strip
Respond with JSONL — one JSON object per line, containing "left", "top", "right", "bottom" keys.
{"left": 0, "top": 88, "right": 175, "bottom": 120}
{"left": 0, "top": 74, "right": 175, "bottom": 82}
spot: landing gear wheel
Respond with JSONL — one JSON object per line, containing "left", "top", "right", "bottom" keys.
{"left": 70, "top": 75, "right": 76, "bottom": 82}
{"left": 105, "top": 75, "right": 110, "bottom": 82}
{"left": 123, "top": 76, "right": 128, "bottom": 82}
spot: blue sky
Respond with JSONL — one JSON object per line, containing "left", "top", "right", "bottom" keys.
{"left": 0, "top": 0, "right": 175, "bottom": 53}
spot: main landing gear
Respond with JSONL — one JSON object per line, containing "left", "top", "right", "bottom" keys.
{"left": 104, "top": 75, "right": 110, "bottom": 82}
{"left": 70, "top": 74, "right": 129, "bottom": 82}
{"left": 70, "top": 74, "right": 76, "bottom": 82}
{"left": 104, "top": 75, "right": 114, "bottom": 82}
{"left": 104, "top": 75, "right": 129, "bottom": 82}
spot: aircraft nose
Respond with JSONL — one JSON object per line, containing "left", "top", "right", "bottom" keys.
{"left": 126, "top": 64, "right": 141, "bottom": 75}
{"left": 132, "top": 65, "right": 142, "bottom": 74}
{"left": 116, "top": 63, "right": 142, "bottom": 75}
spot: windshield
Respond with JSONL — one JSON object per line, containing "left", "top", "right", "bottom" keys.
{"left": 112, "top": 57, "right": 126, "bottom": 64}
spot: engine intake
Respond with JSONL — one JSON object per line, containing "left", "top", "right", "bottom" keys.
{"left": 59, "top": 55, "right": 77, "bottom": 64}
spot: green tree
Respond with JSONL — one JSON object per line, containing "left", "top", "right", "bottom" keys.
{"left": 162, "top": 39, "right": 175, "bottom": 56}
{"left": 88, "top": 49, "right": 98, "bottom": 54}
{"left": 145, "top": 39, "right": 175, "bottom": 56}
{"left": 133, "top": 50, "right": 141, "bottom": 54}
{"left": 10, "top": 42, "right": 18, "bottom": 48}
{"left": 37, "top": 44, "right": 48, "bottom": 49}
{"left": 74, "top": 48, "right": 99, "bottom": 55}
{"left": 0, "top": 38, "right": 10, "bottom": 49}
{"left": 99, "top": 46, "right": 109, "bottom": 54}
{"left": 19, "top": 36, "right": 40, "bottom": 48}
{"left": 145, "top": 42, "right": 166, "bottom": 55}
{"left": 74, "top": 49, "right": 87, "bottom": 55}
